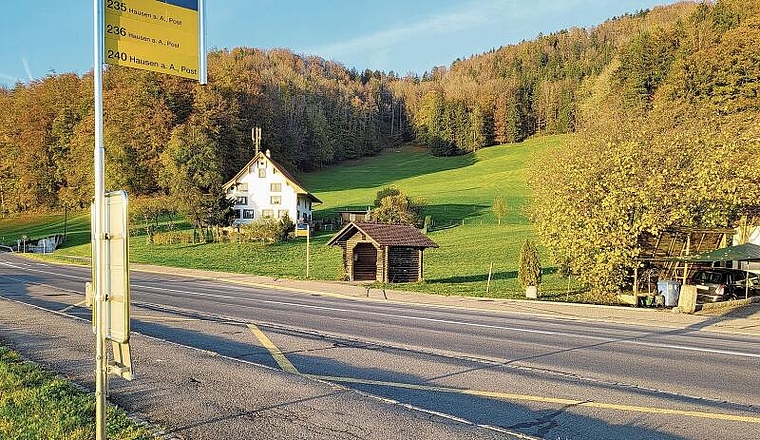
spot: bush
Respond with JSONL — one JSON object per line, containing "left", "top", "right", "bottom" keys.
{"left": 371, "top": 188, "right": 426, "bottom": 227}
{"left": 374, "top": 187, "right": 401, "bottom": 207}
{"left": 518, "top": 239, "right": 542, "bottom": 288}
{"left": 238, "top": 214, "right": 294, "bottom": 243}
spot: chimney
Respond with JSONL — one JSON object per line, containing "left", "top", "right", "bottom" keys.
{"left": 265, "top": 149, "right": 271, "bottom": 158}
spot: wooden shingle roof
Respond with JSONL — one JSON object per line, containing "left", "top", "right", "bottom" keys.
{"left": 327, "top": 222, "right": 439, "bottom": 248}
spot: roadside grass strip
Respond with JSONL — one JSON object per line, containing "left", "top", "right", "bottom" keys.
{"left": 247, "top": 325, "right": 760, "bottom": 425}
{"left": 247, "top": 324, "right": 299, "bottom": 374}
{"left": 0, "top": 345, "right": 154, "bottom": 439}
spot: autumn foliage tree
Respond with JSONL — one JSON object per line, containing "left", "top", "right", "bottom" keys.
{"left": 529, "top": 1, "right": 760, "bottom": 296}
{"left": 0, "top": 48, "right": 406, "bottom": 214}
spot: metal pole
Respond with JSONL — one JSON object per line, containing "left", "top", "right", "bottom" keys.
{"left": 633, "top": 265, "right": 639, "bottom": 308}
{"left": 486, "top": 262, "right": 493, "bottom": 294}
{"left": 306, "top": 224, "right": 310, "bottom": 278}
{"left": 93, "top": 0, "right": 107, "bottom": 438}
{"left": 199, "top": 0, "right": 207, "bottom": 85}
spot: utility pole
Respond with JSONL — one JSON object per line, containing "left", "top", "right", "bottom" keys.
{"left": 306, "top": 223, "right": 311, "bottom": 278}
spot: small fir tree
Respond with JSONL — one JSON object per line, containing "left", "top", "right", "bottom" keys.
{"left": 518, "top": 239, "right": 542, "bottom": 288}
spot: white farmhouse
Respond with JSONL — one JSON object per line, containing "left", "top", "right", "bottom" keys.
{"left": 223, "top": 150, "right": 321, "bottom": 226}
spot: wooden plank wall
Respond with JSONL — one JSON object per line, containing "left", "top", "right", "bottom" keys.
{"left": 388, "top": 247, "right": 420, "bottom": 283}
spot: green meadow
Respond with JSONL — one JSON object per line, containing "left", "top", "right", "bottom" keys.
{"left": 2, "top": 136, "right": 581, "bottom": 299}
{"left": 0, "top": 345, "right": 153, "bottom": 439}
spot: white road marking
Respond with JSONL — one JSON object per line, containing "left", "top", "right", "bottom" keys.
{"left": 0, "top": 260, "right": 87, "bottom": 281}
{"left": 132, "top": 284, "right": 760, "bottom": 360}
{"left": 4, "top": 257, "right": 760, "bottom": 359}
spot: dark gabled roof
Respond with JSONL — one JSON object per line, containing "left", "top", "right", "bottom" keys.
{"left": 223, "top": 151, "right": 322, "bottom": 204}
{"left": 327, "top": 222, "right": 439, "bottom": 248}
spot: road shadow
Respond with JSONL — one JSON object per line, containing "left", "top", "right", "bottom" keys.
{"left": 0, "top": 259, "right": 753, "bottom": 440}
{"left": 57, "top": 301, "right": 697, "bottom": 440}
{"left": 255, "top": 326, "right": 694, "bottom": 440}
{"left": 662, "top": 302, "right": 760, "bottom": 340}
{"left": 0, "top": 273, "right": 84, "bottom": 312}
{"left": 121, "top": 308, "right": 703, "bottom": 440}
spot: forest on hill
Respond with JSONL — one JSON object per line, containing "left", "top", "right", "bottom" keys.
{"left": 0, "top": 0, "right": 715, "bottom": 216}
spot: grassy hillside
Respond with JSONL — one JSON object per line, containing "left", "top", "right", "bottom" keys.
{"left": 0, "top": 213, "right": 89, "bottom": 248}
{"left": 304, "top": 138, "right": 548, "bottom": 226}
{"left": 2, "top": 135, "right": 581, "bottom": 299}
{"left": 301, "top": 135, "right": 574, "bottom": 297}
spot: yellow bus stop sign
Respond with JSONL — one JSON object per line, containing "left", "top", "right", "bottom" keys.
{"left": 104, "top": 0, "right": 201, "bottom": 80}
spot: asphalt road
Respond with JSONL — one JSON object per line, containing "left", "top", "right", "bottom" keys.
{"left": 1, "top": 252, "right": 759, "bottom": 439}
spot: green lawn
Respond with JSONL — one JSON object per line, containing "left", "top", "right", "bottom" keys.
{"left": 0, "top": 345, "right": 153, "bottom": 439}
{"left": 5, "top": 135, "right": 583, "bottom": 299}
{"left": 0, "top": 212, "right": 90, "bottom": 249}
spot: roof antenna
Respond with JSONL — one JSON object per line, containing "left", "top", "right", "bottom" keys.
{"left": 252, "top": 127, "right": 262, "bottom": 155}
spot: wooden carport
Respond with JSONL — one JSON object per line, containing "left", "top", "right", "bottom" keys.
{"left": 633, "top": 227, "right": 736, "bottom": 303}
{"left": 637, "top": 228, "right": 736, "bottom": 281}
{"left": 327, "top": 222, "right": 439, "bottom": 283}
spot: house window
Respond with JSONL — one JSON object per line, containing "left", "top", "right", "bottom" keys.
{"left": 278, "top": 210, "right": 289, "bottom": 219}
{"left": 243, "top": 209, "right": 255, "bottom": 219}
{"left": 258, "top": 168, "right": 266, "bottom": 178}
{"left": 270, "top": 196, "right": 281, "bottom": 205}
{"left": 270, "top": 182, "right": 282, "bottom": 192}
{"left": 234, "top": 196, "right": 247, "bottom": 206}
{"left": 237, "top": 183, "right": 248, "bottom": 192}
{"left": 236, "top": 209, "right": 242, "bottom": 219}
{"left": 262, "top": 209, "right": 274, "bottom": 218}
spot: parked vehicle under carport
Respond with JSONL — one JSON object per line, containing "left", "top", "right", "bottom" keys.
{"left": 674, "top": 243, "right": 760, "bottom": 303}
{"left": 690, "top": 268, "right": 759, "bottom": 302}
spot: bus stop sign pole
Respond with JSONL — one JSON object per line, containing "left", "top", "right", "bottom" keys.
{"left": 92, "top": 0, "right": 107, "bottom": 440}
{"left": 93, "top": 0, "right": 107, "bottom": 438}
{"left": 92, "top": 1, "right": 206, "bottom": 437}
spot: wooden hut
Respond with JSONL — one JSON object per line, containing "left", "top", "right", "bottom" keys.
{"left": 335, "top": 209, "right": 371, "bottom": 226}
{"left": 327, "top": 222, "right": 439, "bottom": 283}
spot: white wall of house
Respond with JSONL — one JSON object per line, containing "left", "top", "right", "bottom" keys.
{"left": 735, "top": 225, "right": 760, "bottom": 272}
{"left": 226, "top": 155, "right": 313, "bottom": 226}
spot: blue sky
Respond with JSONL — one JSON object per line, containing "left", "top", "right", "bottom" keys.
{"left": 0, "top": 0, "right": 671, "bottom": 87}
